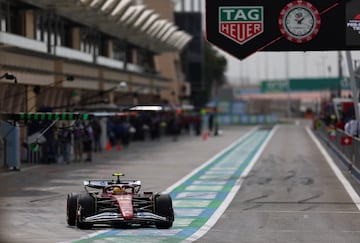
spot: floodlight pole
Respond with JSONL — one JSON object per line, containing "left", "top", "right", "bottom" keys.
{"left": 345, "top": 51, "right": 360, "bottom": 120}
{"left": 285, "top": 52, "right": 291, "bottom": 119}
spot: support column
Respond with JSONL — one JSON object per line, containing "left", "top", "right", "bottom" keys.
{"left": 132, "top": 49, "right": 138, "bottom": 66}
{"left": 26, "top": 86, "right": 36, "bottom": 112}
{"left": 98, "top": 69, "right": 104, "bottom": 90}
{"left": 54, "top": 60, "right": 63, "bottom": 86}
{"left": 106, "top": 40, "right": 113, "bottom": 58}
{"left": 72, "top": 27, "right": 81, "bottom": 50}
{"left": 98, "top": 69, "right": 109, "bottom": 103}
{"left": 128, "top": 74, "right": 137, "bottom": 105}
{"left": 108, "top": 92, "right": 114, "bottom": 104}
{"left": 24, "top": 10, "right": 35, "bottom": 39}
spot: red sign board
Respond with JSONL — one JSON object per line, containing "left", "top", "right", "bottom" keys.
{"left": 341, "top": 135, "right": 353, "bottom": 145}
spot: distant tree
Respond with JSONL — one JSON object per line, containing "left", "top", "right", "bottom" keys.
{"left": 203, "top": 41, "right": 228, "bottom": 101}
{"left": 188, "top": 41, "right": 228, "bottom": 108}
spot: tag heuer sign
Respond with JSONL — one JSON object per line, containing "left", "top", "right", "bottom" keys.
{"left": 219, "top": 7, "right": 264, "bottom": 45}
{"left": 207, "top": 0, "right": 360, "bottom": 61}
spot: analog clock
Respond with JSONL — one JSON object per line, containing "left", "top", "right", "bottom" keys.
{"left": 279, "top": 0, "right": 321, "bottom": 43}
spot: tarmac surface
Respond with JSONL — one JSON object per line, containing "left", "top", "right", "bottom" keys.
{"left": 0, "top": 125, "right": 252, "bottom": 243}
{"left": 1, "top": 122, "right": 360, "bottom": 243}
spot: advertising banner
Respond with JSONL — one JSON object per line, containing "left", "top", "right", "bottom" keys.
{"left": 206, "top": 0, "right": 360, "bottom": 60}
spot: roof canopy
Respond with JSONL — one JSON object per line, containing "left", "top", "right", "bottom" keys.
{"left": 21, "top": 0, "right": 192, "bottom": 53}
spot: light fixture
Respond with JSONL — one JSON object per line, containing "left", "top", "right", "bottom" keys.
{"left": 117, "top": 81, "right": 128, "bottom": 89}
{"left": 0, "top": 72, "right": 17, "bottom": 84}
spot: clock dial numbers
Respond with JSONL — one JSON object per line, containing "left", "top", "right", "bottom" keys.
{"left": 278, "top": 0, "right": 321, "bottom": 43}
{"left": 285, "top": 7, "right": 315, "bottom": 37}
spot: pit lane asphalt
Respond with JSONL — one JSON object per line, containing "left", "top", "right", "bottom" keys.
{"left": 197, "top": 122, "right": 360, "bottom": 243}
{"left": 0, "top": 125, "right": 253, "bottom": 243}
{"left": 2, "top": 121, "right": 360, "bottom": 243}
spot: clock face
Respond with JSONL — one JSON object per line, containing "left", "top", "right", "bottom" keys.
{"left": 279, "top": 1, "right": 321, "bottom": 43}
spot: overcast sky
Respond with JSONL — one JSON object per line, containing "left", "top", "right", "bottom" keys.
{"left": 223, "top": 50, "right": 360, "bottom": 85}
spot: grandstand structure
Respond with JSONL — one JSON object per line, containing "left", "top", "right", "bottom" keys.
{"left": 0, "top": 0, "right": 192, "bottom": 113}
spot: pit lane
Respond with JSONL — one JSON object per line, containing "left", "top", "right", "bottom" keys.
{"left": 71, "top": 127, "right": 275, "bottom": 242}
{"left": 0, "top": 125, "right": 254, "bottom": 243}
{"left": 1, "top": 122, "right": 360, "bottom": 243}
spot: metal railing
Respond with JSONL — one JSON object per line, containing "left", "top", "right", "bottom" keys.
{"left": 316, "top": 120, "right": 360, "bottom": 170}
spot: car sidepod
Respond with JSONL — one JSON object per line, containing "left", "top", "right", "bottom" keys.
{"left": 154, "top": 194, "right": 174, "bottom": 229}
{"left": 76, "top": 193, "right": 96, "bottom": 229}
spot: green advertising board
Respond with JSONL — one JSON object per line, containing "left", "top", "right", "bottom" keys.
{"left": 261, "top": 80, "right": 288, "bottom": 93}
{"left": 261, "top": 77, "right": 349, "bottom": 93}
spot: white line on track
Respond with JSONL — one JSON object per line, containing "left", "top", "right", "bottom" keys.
{"left": 231, "top": 210, "right": 360, "bottom": 214}
{"left": 183, "top": 125, "right": 278, "bottom": 243}
{"left": 66, "top": 126, "right": 275, "bottom": 243}
{"left": 163, "top": 126, "right": 260, "bottom": 194}
{"left": 306, "top": 126, "right": 360, "bottom": 211}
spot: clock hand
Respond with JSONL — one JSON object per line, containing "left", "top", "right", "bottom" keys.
{"left": 297, "top": 17, "right": 304, "bottom": 24}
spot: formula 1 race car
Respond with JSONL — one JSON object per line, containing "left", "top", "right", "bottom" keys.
{"left": 66, "top": 173, "right": 174, "bottom": 229}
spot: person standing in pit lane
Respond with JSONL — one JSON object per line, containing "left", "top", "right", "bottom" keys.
{"left": 344, "top": 115, "right": 360, "bottom": 171}
{"left": 58, "top": 122, "right": 72, "bottom": 163}
{"left": 91, "top": 119, "right": 102, "bottom": 152}
{"left": 83, "top": 122, "right": 94, "bottom": 162}
{"left": 73, "top": 121, "right": 84, "bottom": 162}
{"left": 344, "top": 115, "right": 360, "bottom": 137}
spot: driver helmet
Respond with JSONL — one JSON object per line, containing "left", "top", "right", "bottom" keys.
{"left": 112, "top": 186, "right": 124, "bottom": 194}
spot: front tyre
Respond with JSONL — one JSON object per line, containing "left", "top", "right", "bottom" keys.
{"left": 67, "top": 193, "right": 79, "bottom": 226}
{"left": 76, "top": 193, "right": 95, "bottom": 229}
{"left": 154, "top": 194, "right": 174, "bottom": 229}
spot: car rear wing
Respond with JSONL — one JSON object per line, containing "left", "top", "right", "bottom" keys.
{"left": 83, "top": 180, "right": 141, "bottom": 189}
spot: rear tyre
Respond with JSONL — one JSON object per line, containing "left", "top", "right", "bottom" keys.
{"left": 67, "top": 193, "right": 79, "bottom": 226}
{"left": 76, "top": 193, "right": 96, "bottom": 229}
{"left": 154, "top": 194, "right": 174, "bottom": 229}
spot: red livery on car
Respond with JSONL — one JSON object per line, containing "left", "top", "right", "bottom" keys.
{"left": 67, "top": 173, "right": 174, "bottom": 229}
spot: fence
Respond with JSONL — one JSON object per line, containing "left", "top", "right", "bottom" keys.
{"left": 315, "top": 120, "right": 360, "bottom": 171}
